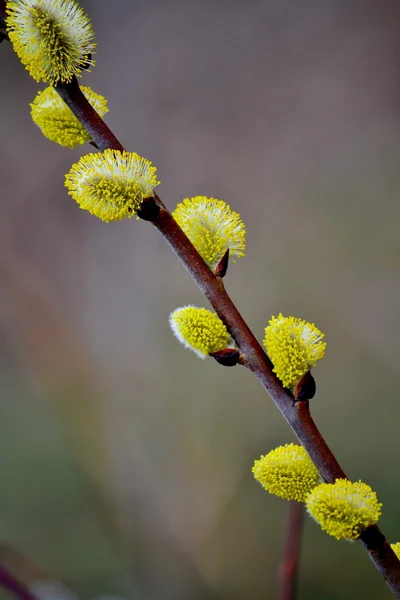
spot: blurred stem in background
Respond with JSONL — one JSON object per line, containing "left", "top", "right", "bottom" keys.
{"left": 279, "top": 502, "right": 303, "bottom": 600}
{"left": 0, "top": 564, "right": 38, "bottom": 600}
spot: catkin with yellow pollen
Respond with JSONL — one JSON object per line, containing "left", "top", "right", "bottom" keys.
{"left": 169, "top": 306, "right": 233, "bottom": 358}
{"left": 173, "top": 196, "right": 246, "bottom": 270}
{"left": 65, "top": 149, "right": 159, "bottom": 222}
{"left": 306, "top": 479, "right": 382, "bottom": 540}
{"left": 263, "top": 313, "right": 326, "bottom": 389}
{"left": 31, "top": 86, "right": 108, "bottom": 148}
{"left": 6, "top": 0, "right": 96, "bottom": 84}
{"left": 252, "top": 443, "right": 321, "bottom": 502}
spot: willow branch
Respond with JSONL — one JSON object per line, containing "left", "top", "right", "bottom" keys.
{"left": 0, "top": 564, "right": 38, "bottom": 600}
{"left": 52, "top": 78, "right": 400, "bottom": 600}
{"left": 1, "top": 30, "right": 400, "bottom": 596}
{"left": 280, "top": 502, "right": 303, "bottom": 600}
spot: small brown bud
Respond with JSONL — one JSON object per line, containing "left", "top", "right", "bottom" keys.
{"left": 215, "top": 249, "right": 230, "bottom": 278}
{"left": 294, "top": 371, "right": 316, "bottom": 402}
{"left": 209, "top": 347, "right": 240, "bottom": 367}
{"left": 136, "top": 196, "right": 161, "bottom": 221}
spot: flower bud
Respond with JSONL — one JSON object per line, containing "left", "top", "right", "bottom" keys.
{"left": 65, "top": 150, "right": 159, "bottom": 222}
{"left": 31, "top": 86, "right": 108, "bottom": 148}
{"left": 7, "top": 0, "right": 96, "bottom": 84}
{"left": 172, "top": 196, "right": 246, "bottom": 272}
{"left": 169, "top": 306, "right": 233, "bottom": 358}
{"left": 252, "top": 443, "right": 320, "bottom": 502}
{"left": 263, "top": 314, "right": 326, "bottom": 389}
{"left": 306, "top": 479, "right": 382, "bottom": 540}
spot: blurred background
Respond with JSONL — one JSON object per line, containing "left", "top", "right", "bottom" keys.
{"left": 1, "top": 1, "right": 400, "bottom": 599}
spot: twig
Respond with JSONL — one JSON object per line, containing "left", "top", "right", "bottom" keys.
{"left": 53, "top": 78, "right": 400, "bottom": 600}
{"left": 280, "top": 502, "right": 303, "bottom": 600}
{"left": 0, "top": 564, "right": 38, "bottom": 600}
{"left": 1, "top": 21, "right": 400, "bottom": 598}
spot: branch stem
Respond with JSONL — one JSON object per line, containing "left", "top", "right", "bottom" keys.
{"left": 1, "top": 25, "right": 400, "bottom": 597}
{"left": 55, "top": 82, "right": 400, "bottom": 598}
{"left": 280, "top": 502, "right": 303, "bottom": 600}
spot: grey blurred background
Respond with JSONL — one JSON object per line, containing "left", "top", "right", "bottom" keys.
{"left": 1, "top": 1, "right": 400, "bottom": 599}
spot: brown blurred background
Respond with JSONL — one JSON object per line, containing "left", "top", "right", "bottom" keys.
{"left": 1, "top": 1, "right": 400, "bottom": 599}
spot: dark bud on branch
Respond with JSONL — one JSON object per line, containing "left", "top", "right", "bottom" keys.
{"left": 209, "top": 347, "right": 240, "bottom": 367}
{"left": 215, "top": 249, "right": 230, "bottom": 278}
{"left": 136, "top": 196, "right": 161, "bottom": 221}
{"left": 294, "top": 370, "right": 316, "bottom": 402}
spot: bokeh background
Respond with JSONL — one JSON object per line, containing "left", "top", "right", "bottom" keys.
{"left": 1, "top": 1, "right": 400, "bottom": 599}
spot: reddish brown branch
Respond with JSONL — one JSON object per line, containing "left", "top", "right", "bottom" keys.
{"left": 1, "top": 14, "right": 400, "bottom": 597}
{"left": 0, "top": 564, "right": 38, "bottom": 600}
{"left": 280, "top": 502, "right": 303, "bottom": 600}
{"left": 46, "top": 86, "right": 400, "bottom": 600}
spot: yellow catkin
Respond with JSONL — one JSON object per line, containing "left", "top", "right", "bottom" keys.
{"left": 31, "top": 86, "right": 108, "bottom": 148}
{"left": 7, "top": 0, "right": 96, "bottom": 84}
{"left": 169, "top": 306, "right": 232, "bottom": 358}
{"left": 65, "top": 149, "right": 159, "bottom": 222}
{"left": 173, "top": 196, "right": 246, "bottom": 270}
{"left": 263, "top": 314, "right": 326, "bottom": 388}
{"left": 306, "top": 479, "right": 382, "bottom": 540}
{"left": 252, "top": 443, "right": 320, "bottom": 502}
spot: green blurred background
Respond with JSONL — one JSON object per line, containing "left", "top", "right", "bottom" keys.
{"left": 1, "top": 1, "right": 400, "bottom": 598}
